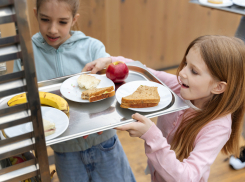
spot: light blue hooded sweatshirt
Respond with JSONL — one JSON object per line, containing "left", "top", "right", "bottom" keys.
{"left": 13, "top": 31, "right": 116, "bottom": 152}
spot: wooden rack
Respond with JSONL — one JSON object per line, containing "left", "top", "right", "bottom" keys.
{"left": 0, "top": 0, "right": 50, "bottom": 181}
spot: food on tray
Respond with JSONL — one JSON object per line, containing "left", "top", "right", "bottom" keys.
{"left": 82, "top": 86, "right": 115, "bottom": 102}
{"left": 106, "top": 61, "right": 129, "bottom": 83}
{"left": 43, "top": 119, "right": 56, "bottom": 136}
{"left": 9, "top": 156, "right": 24, "bottom": 165}
{"left": 7, "top": 92, "right": 69, "bottom": 114}
{"left": 207, "top": 0, "right": 223, "bottom": 4}
{"left": 77, "top": 74, "right": 101, "bottom": 89}
{"left": 120, "top": 85, "right": 160, "bottom": 108}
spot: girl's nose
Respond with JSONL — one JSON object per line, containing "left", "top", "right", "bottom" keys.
{"left": 179, "top": 67, "right": 187, "bottom": 79}
{"left": 49, "top": 23, "right": 58, "bottom": 34}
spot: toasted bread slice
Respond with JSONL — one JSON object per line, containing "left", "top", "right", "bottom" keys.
{"left": 77, "top": 74, "right": 101, "bottom": 89}
{"left": 82, "top": 86, "right": 115, "bottom": 102}
{"left": 120, "top": 103, "right": 159, "bottom": 108}
{"left": 121, "top": 85, "right": 160, "bottom": 108}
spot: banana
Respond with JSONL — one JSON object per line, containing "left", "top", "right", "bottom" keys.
{"left": 7, "top": 92, "right": 69, "bottom": 114}
{"left": 22, "top": 179, "right": 31, "bottom": 182}
{"left": 50, "top": 170, "right": 56, "bottom": 179}
{"left": 21, "top": 179, "right": 30, "bottom": 182}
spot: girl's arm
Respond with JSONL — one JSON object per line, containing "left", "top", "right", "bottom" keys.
{"left": 13, "top": 59, "right": 22, "bottom": 72}
{"left": 141, "top": 119, "right": 230, "bottom": 181}
{"left": 111, "top": 56, "right": 181, "bottom": 95}
{"left": 91, "top": 39, "right": 110, "bottom": 60}
{"left": 82, "top": 40, "right": 111, "bottom": 74}
{"left": 116, "top": 113, "right": 230, "bottom": 181}
{"left": 83, "top": 56, "right": 181, "bottom": 94}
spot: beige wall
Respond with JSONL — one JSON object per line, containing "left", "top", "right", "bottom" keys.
{"left": 2, "top": 0, "right": 242, "bottom": 72}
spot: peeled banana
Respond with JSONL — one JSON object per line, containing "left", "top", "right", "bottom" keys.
{"left": 7, "top": 92, "right": 69, "bottom": 114}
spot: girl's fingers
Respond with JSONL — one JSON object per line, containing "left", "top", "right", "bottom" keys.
{"left": 81, "top": 67, "right": 87, "bottom": 72}
{"left": 82, "top": 62, "right": 94, "bottom": 72}
{"left": 97, "top": 131, "right": 103, "bottom": 135}
{"left": 91, "top": 65, "right": 100, "bottom": 74}
{"left": 115, "top": 122, "right": 135, "bottom": 131}
{"left": 132, "top": 113, "right": 147, "bottom": 123}
{"left": 115, "top": 125, "right": 130, "bottom": 131}
{"left": 83, "top": 131, "right": 102, "bottom": 139}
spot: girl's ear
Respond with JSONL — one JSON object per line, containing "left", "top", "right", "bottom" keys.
{"left": 33, "top": 8, "right": 38, "bottom": 19}
{"left": 211, "top": 81, "right": 227, "bottom": 95}
{"left": 72, "top": 13, "right": 80, "bottom": 26}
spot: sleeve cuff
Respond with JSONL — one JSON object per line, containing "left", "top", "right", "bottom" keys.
{"left": 141, "top": 123, "right": 162, "bottom": 141}
{"left": 110, "top": 56, "right": 118, "bottom": 63}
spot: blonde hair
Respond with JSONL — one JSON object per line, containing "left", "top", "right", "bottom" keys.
{"left": 173, "top": 35, "right": 245, "bottom": 161}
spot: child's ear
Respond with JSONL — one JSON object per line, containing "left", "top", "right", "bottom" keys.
{"left": 211, "top": 81, "right": 227, "bottom": 95}
{"left": 72, "top": 13, "right": 80, "bottom": 26}
{"left": 33, "top": 8, "right": 38, "bottom": 19}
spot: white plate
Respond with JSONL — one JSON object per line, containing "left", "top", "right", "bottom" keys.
{"left": 116, "top": 81, "right": 172, "bottom": 112}
{"left": 199, "top": 0, "right": 233, "bottom": 7}
{"left": 60, "top": 74, "right": 115, "bottom": 103}
{"left": 4, "top": 107, "right": 69, "bottom": 141}
{"left": 233, "top": 0, "right": 245, "bottom": 7}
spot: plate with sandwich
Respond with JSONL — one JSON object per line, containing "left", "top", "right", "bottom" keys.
{"left": 4, "top": 106, "right": 69, "bottom": 140}
{"left": 233, "top": 0, "right": 245, "bottom": 7}
{"left": 60, "top": 74, "right": 115, "bottom": 103}
{"left": 116, "top": 81, "right": 172, "bottom": 112}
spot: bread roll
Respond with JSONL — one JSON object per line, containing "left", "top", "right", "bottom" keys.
{"left": 77, "top": 74, "right": 101, "bottom": 89}
{"left": 43, "top": 119, "right": 56, "bottom": 137}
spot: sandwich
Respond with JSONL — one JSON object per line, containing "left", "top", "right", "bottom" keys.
{"left": 77, "top": 74, "right": 101, "bottom": 89}
{"left": 43, "top": 119, "right": 56, "bottom": 137}
{"left": 82, "top": 86, "right": 115, "bottom": 102}
{"left": 120, "top": 85, "right": 160, "bottom": 108}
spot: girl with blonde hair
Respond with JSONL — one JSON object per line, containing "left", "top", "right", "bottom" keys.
{"left": 84, "top": 35, "right": 245, "bottom": 182}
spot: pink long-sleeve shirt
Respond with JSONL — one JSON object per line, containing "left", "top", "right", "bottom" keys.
{"left": 111, "top": 56, "right": 231, "bottom": 182}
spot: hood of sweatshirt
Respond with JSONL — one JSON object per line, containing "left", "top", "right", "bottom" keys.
{"left": 32, "top": 31, "right": 88, "bottom": 52}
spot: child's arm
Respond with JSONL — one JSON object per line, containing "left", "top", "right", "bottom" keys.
{"left": 116, "top": 113, "right": 230, "bottom": 181}
{"left": 92, "top": 40, "right": 110, "bottom": 61}
{"left": 142, "top": 119, "right": 229, "bottom": 181}
{"left": 83, "top": 56, "right": 181, "bottom": 94}
{"left": 111, "top": 56, "right": 181, "bottom": 95}
{"left": 13, "top": 59, "right": 22, "bottom": 72}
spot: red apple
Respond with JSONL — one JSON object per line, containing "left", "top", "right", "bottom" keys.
{"left": 106, "top": 61, "right": 129, "bottom": 83}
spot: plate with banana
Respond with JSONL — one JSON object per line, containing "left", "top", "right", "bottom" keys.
{"left": 7, "top": 91, "right": 69, "bottom": 114}
{"left": 60, "top": 74, "right": 115, "bottom": 103}
{"left": 4, "top": 106, "right": 69, "bottom": 140}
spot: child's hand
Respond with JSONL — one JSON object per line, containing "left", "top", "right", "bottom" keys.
{"left": 115, "top": 113, "right": 153, "bottom": 137}
{"left": 82, "top": 57, "right": 112, "bottom": 74}
{"left": 83, "top": 131, "right": 103, "bottom": 139}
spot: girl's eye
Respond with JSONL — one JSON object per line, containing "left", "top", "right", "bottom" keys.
{"left": 60, "top": 21, "right": 68, "bottom": 24}
{"left": 191, "top": 69, "right": 198, "bottom": 75}
{"left": 184, "top": 61, "right": 187, "bottom": 66}
{"left": 41, "top": 18, "right": 49, "bottom": 22}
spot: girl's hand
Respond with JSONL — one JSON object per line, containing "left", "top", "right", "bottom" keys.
{"left": 82, "top": 57, "right": 112, "bottom": 74}
{"left": 115, "top": 113, "right": 153, "bottom": 137}
{"left": 83, "top": 131, "right": 103, "bottom": 139}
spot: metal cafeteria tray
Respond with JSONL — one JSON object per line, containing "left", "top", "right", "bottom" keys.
{"left": 190, "top": 0, "right": 245, "bottom": 15}
{"left": 0, "top": 61, "right": 188, "bottom": 146}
